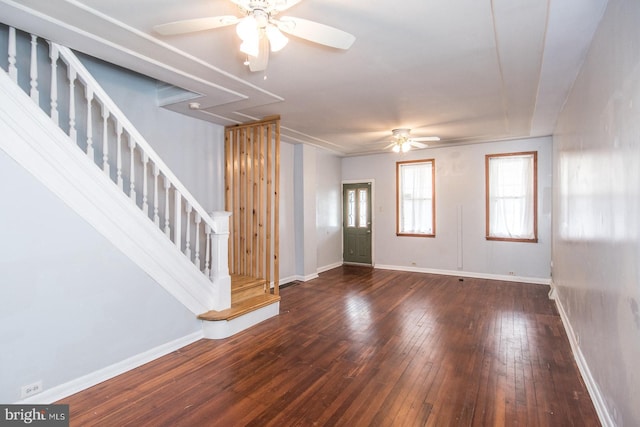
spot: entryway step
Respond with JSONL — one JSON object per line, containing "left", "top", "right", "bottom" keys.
{"left": 198, "top": 293, "right": 281, "bottom": 321}
{"left": 232, "top": 274, "right": 268, "bottom": 302}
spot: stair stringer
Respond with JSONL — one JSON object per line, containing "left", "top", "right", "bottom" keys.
{"left": 0, "top": 70, "right": 227, "bottom": 315}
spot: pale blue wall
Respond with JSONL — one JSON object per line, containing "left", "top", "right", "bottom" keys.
{"left": 552, "top": 0, "right": 640, "bottom": 424}
{"left": 278, "top": 141, "right": 296, "bottom": 283}
{"left": 280, "top": 143, "right": 342, "bottom": 282}
{"left": 0, "top": 50, "right": 225, "bottom": 403}
{"left": 315, "top": 149, "right": 342, "bottom": 271}
{"left": 0, "top": 150, "right": 200, "bottom": 403}
{"left": 79, "top": 54, "right": 225, "bottom": 212}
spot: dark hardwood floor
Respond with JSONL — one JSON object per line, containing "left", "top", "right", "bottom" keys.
{"left": 59, "top": 266, "right": 600, "bottom": 426}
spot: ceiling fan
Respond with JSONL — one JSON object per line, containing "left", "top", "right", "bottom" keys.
{"left": 153, "top": 0, "right": 355, "bottom": 72}
{"left": 385, "top": 128, "right": 440, "bottom": 153}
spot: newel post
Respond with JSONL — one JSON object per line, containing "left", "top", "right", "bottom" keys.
{"left": 209, "top": 211, "right": 232, "bottom": 310}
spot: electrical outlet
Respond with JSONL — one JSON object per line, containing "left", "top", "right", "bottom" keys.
{"left": 21, "top": 381, "right": 43, "bottom": 399}
{"left": 508, "top": 271, "right": 515, "bottom": 276}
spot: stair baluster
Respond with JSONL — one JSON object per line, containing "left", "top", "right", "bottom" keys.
{"left": 68, "top": 67, "right": 77, "bottom": 143}
{"left": 2, "top": 24, "right": 229, "bottom": 296}
{"left": 49, "top": 43, "right": 59, "bottom": 125}
{"left": 185, "top": 203, "right": 192, "bottom": 259}
{"left": 116, "top": 122, "right": 124, "bottom": 190}
{"left": 128, "top": 136, "right": 136, "bottom": 202}
{"left": 29, "top": 34, "right": 38, "bottom": 103}
{"left": 173, "top": 191, "right": 181, "bottom": 249}
{"left": 205, "top": 224, "right": 211, "bottom": 277}
{"left": 101, "top": 104, "right": 110, "bottom": 175}
{"left": 152, "top": 164, "right": 160, "bottom": 226}
{"left": 163, "top": 176, "right": 171, "bottom": 237}
{"left": 142, "top": 153, "right": 149, "bottom": 215}
{"left": 194, "top": 213, "right": 202, "bottom": 268}
{"left": 8, "top": 26, "right": 17, "bottom": 83}
{"left": 86, "top": 86, "right": 94, "bottom": 160}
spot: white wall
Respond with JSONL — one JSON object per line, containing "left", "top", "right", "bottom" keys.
{"left": 342, "top": 137, "right": 552, "bottom": 281}
{"left": 315, "top": 149, "right": 343, "bottom": 271}
{"left": 278, "top": 141, "right": 297, "bottom": 284}
{"left": 279, "top": 143, "right": 343, "bottom": 283}
{"left": 0, "top": 150, "right": 200, "bottom": 403}
{"left": 552, "top": 0, "right": 640, "bottom": 424}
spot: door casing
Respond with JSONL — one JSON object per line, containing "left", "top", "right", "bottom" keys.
{"left": 342, "top": 180, "right": 374, "bottom": 266}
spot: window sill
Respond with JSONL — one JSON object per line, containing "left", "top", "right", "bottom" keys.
{"left": 397, "top": 233, "right": 436, "bottom": 238}
{"left": 486, "top": 236, "right": 538, "bottom": 243}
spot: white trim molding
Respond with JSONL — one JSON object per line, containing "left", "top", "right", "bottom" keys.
{"left": 549, "top": 286, "right": 614, "bottom": 427}
{"left": 16, "top": 331, "right": 203, "bottom": 404}
{"left": 318, "top": 261, "right": 344, "bottom": 274}
{"left": 375, "top": 264, "right": 552, "bottom": 285}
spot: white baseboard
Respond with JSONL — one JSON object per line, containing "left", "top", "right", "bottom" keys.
{"left": 549, "top": 287, "right": 614, "bottom": 427}
{"left": 375, "top": 264, "right": 551, "bottom": 285}
{"left": 317, "top": 261, "right": 343, "bottom": 274}
{"left": 278, "top": 272, "right": 320, "bottom": 285}
{"left": 278, "top": 275, "right": 301, "bottom": 286}
{"left": 16, "top": 331, "right": 204, "bottom": 405}
{"left": 302, "top": 272, "right": 320, "bottom": 281}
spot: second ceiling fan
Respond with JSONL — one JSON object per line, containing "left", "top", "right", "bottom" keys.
{"left": 386, "top": 128, "right": 440, "bottom": 153}
{"left": 154, "top": 0, "right": 355, "bottom": 71}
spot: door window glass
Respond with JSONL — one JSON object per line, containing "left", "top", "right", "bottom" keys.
{"left": 358, "top": 189, "right": 368, "bottom": 228}
{"left": 347, "top": 189, "right": 356, "bottom": 227}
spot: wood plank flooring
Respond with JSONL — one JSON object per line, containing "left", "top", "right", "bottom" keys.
{"left": 58, "top": 266, "right": 600, "bottom": 426}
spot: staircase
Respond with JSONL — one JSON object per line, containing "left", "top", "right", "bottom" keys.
{"left": 231, "top": 275, "right": 270, "bottom": 302}
{"left": 0, "top": 24, "right": 279, "bottom": 338}
{"left": 199, "top": 275, "right": 279, "bottom": 319}
{"left": 198, "top": 274, "right": 280, "bottom": 338}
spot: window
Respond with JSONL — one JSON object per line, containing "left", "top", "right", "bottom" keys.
{"left": 485, "top": 152, "right": 537, "bottom": 242}
{"left": 396, "top": 159, "right": 435, "bottom": 236}
{"left": 346, "top": 188, "right": 368, "bottom": 228}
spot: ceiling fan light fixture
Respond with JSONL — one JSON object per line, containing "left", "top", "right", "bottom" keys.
{"left": 392, "top": 144, "right": 401, "bottom": 153}
{"left": 240, "top": 38, "right": 260, "bottom": 57}
{"left": 236, "top": 16, "right": 258, "bottom": 41}
{"left": 401, "top": 142, "right": 411, "bottom": 152}
{"left": 154, "top": 0, "right": 356, "bottom": 71}
{"left": 266, "top": 25, "right": 288, "bottom": 52}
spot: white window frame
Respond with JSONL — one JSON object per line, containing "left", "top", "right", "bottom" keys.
{"left": 396, "top": 159, "right": 436, "bottom": 237}
{"left": 485, "top": 151, "right": 538, "bottom": 242}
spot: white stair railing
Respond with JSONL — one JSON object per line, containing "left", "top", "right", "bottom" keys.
{"left": 2, "top": 24, "right": 224, "bottom": 286}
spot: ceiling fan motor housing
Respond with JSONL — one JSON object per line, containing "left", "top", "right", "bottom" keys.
{"left": 392, "top": 128, "right": 411, "bottom": 141}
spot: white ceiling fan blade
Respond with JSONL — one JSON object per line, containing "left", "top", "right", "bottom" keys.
{"left": 384, "top": 142, "right": 396, "bottom": 149}
{"left": 249, "top": 36, "right": 270, "bottom": 72}
{"left": 412, "top": 136, "right": 441, "bottom": 142}
{"left": 154, "top": 16, "right": 239, "bottom": 36}
{"left": 276, "top": 16, "right": 355, "bottom": 50}
{"left": 410, "top": 141, "right": 428, "bottom": 149}
{"left": 273, "top": 0, "right": 304, "bottom": 13}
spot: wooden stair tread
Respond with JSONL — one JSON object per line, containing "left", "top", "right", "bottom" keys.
{"left": 198, "top": 293, "right": 280, "bottom": 322}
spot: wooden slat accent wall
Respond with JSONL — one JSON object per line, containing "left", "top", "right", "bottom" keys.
{"left": 225, "top": 116, "right": 280, "bottom": 294}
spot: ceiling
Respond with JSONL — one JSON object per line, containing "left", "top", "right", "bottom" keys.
{"left": 1, "top": 0, "right": 608, "bottom": 155}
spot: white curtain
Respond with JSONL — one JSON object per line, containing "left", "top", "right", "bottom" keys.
{"left": 488, "top": 155, "right": 535, "bottom": 239}
{"left": 400, "top": 163, "right": 433, "bottom": 234}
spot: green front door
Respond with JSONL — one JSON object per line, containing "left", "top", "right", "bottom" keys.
{"left": 343, "top": 183, "right": 372, "bottom": 265}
